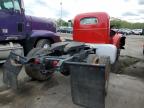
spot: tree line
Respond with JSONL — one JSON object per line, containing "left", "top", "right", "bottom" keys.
{"left": 56, "top": 19, "right": 69, "bottom": 27}
{"left": 56, "top": 18, "right": 144, "bottom": 29}
{"left": 110, "top": 19, "right": 144, "bottom": 29}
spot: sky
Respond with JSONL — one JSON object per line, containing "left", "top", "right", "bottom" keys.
{"left": 24, "top": 0, "right": 144, "bottom": 23}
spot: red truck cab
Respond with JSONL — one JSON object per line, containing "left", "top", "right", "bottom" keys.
{"left": 73, "top": 12, "right": 126, "bottom": 64}
{"left": 73, "top": 12, "right": 123, "bottom": 49}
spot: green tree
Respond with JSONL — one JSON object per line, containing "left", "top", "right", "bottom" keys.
{"left": 111, "top": 19, "right": 144, "bottom": 29}
{"left": 56, "top": 19, "right": 68, "bottom": 27}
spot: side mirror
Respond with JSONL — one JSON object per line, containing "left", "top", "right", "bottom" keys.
{"left": 19, "top": 0, "right": 25, "bottom": 14}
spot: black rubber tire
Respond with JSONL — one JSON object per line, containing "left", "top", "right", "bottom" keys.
{"left": 26, "top": 48, "right": 41, "bottom": 58}
{"left": 61, "top": 71, "right": 70, "bottom": 76}
{"left": 86, "top": 54, "right": 98, "bottom": 64}
{"left": 116, "top": 49, "right": 120, "bottom": 61}
{"left": 36, "top": 39, "right": 51, "bottom": 49}
{"left": 60, "top": 64, "right": 70, "bottom": 76}
{"left": 25, "top": 48, "right": 53, "bottom": 81}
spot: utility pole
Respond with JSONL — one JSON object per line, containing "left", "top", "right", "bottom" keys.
{"left": 60, "top": 1, "right": 62, "bottom": 27}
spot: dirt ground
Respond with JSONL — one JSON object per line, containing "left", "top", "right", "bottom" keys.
{"left": 0, "top": 35, "right": 144, "bottom": 108}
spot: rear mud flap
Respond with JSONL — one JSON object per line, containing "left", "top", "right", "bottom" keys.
{"left": 66, "top": 62, "right": 105, "bottom": 108}
{"left": 3, "top": 52, "right": 23, "bottom": 89}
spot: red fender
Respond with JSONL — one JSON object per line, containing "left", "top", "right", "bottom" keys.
{"left": 112, "top": 33, "right": 122, "bottom": 48}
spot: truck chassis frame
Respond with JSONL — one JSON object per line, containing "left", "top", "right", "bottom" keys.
{"left": 3, "top": 41, "right": 110, "bottom": 108}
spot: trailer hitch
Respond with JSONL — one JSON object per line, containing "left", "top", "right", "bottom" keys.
{"left": 3, "top": 51, "right": 27, "bottom": 89}
{"left": 2, "top": 47, "right": 95, "bottom": 89}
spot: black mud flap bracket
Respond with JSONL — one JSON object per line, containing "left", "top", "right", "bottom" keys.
{"left": 3, "top": 51, "right": 27, "bottom": 89}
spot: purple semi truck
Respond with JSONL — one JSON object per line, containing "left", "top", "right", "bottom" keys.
{"left": 0, "top": 0, "right": 61, "bottom": 63}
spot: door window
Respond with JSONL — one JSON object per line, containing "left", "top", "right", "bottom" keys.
{"left": 0, "top": 0, "right": 14, "bottom": 10}
{"left": 0, "top": 0, "right": 20, "bottom": 11}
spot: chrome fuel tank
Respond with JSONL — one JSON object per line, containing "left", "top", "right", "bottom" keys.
{"left": 0, "top": 42, "right": 23, "bottom": 63}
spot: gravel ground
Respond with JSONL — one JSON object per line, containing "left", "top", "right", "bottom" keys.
{"left": 0, "top": 35, "right": 144, "bottom": 108}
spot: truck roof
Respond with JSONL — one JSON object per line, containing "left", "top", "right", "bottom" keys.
{"left": 73, "top": 12, "right": 110, "bottom": 44}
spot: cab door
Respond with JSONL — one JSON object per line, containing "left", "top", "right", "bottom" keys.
{"left": 0, "top": 0, "right": 25, "bottom": 40}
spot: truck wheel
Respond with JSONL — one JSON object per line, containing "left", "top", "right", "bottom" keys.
{"left": 25, "top": 48, "right": 53, "bottom": 81}
{"left": 36, "top": 39, "right": 51, "bottom": 49}
{"left": 86, "top": 54, "right": 99, "bottom": 64}
{"left": 60, "top": 65, "right": 70, "bottom": 76}
{"left": 116, "top": 49, "right": 120, "bottom": 60}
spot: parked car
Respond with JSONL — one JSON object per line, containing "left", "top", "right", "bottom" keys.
{"left": 132, "top": 29, "right": 142, "bottom": 35}
{"left": 118, "top": 28, "right": 132, "bottom": 35}
{"left": 57, "top": 27, "right": 73, "bottom": 34}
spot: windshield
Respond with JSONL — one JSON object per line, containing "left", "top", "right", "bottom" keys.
{"left": 0, "top": 0, "right": 20, "bottom": 11}
{"left": 0, "top": 0, "right": 14, "bottom": 10}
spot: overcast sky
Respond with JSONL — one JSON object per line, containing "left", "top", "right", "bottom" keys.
{"left": 24, "top": 0, "right": 144, "bottom": 23}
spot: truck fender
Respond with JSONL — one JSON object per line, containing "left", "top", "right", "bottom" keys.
{"left": 86, "top": 44, "right": 117, "bottom": 64}
{"left": 23, "top": 30, "right": 60, "bottom": 55}
{"left": 30, "top": 30, "right": 57, "bottom": 38}
{"left": 30, "top": 30, "right": 60, "bottom": 42}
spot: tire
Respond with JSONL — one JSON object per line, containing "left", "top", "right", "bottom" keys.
{"left": 86, "top": 54, "right": 99, "bottom": 64}
{"left": 25, "top": 48, "right": 53, "bottom": 81}
{"left": 36, "top": 39, "right": 51, "bottom": 49}
{"left": 60, "top": 64, "right": 70, "bottom": 76}
{"left": 143, "top": 45, "right": 144, "bottom": 55}
{"left": 116, "top": 49, "right": 120, "bottom": 61}
{"left": 60, "top": 70, "right": 70, "bottom": 76}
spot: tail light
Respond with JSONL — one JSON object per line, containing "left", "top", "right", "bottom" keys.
{"left": 51, "top": 60, "right": 59, "bottom": 67}
{"left": 34, "top": 58, "right": 40, "bottom": 64}
{"left": 45, "top": 59, "right": 59, "bottom": 69}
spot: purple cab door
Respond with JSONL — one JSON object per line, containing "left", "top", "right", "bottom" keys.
{"left": 0, "top": 0, "right": 25, "bottom": 40}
